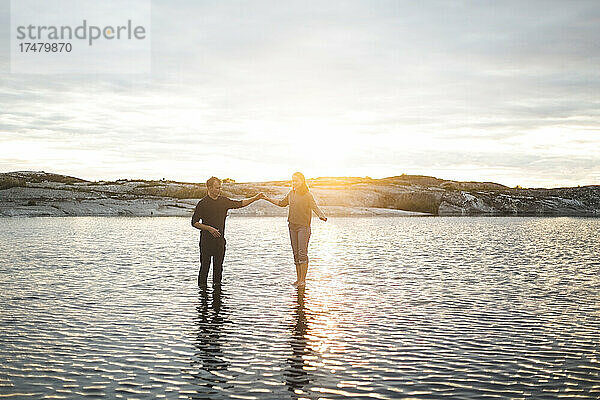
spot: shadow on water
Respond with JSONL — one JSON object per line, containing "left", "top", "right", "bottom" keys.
{"left": 190, "top": 286, "right": 231, "bottom": 399}
{"left": 285, "top": 286, "right": 315, "bottom": 398}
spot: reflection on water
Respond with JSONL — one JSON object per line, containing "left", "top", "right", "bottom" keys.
{"left": 285, "top": 287, "right": 311, "bottom": 397}
{"left": 0, "top": 216, "right": 599, "bottom": 399}
{"left": 192, "top": 287, "right": 230, "bottom": 396}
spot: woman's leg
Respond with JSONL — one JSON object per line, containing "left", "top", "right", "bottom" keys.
{"left": 294, "top": 263, "right": 301, "bottom": 285}
{"left": 297, "top": 225, "right": 311, "bottom": 285}
{"left": 288, "top": 224, "right": 301, "bottom": 284}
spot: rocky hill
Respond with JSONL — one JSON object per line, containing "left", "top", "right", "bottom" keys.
{"left": 1, "top": 171, "right": 599, "bottom": 217}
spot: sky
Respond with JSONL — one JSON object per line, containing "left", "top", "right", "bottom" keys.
{"left": 1, "top": 0, "right": 599, "bottom": 187}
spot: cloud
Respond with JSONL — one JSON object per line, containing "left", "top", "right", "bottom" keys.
{"left": 0, "top": 0, "right": 599, "bottom": 186}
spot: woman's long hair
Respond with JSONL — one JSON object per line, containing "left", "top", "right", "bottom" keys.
{"left": 293, "top": 172, "right": 309, "bottom": 195}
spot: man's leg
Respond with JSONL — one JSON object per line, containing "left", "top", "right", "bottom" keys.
{"left": 198, "top": 245, "right": 212, "bottom": 287}
{"left": 212, "top": 240, "right": 226, "bottom": 286}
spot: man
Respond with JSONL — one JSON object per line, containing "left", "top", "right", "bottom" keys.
{"left": 191, "top": 176, "right": 263, "bottom": 287}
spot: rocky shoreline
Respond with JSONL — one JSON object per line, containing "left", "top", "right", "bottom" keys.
{"left": 1, "top": 171, "right": 599, "bottom": 217}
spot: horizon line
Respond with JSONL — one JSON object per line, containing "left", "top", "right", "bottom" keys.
{"left": 2, "top": 169, "right": 598, "bottom": 190}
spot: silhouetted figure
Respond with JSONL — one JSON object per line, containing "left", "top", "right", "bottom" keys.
{"left": 264, "top": 172, "right": 327, "bottom": 287}
{"left": 191, "top": 176, "right": 263, "bottom": 286}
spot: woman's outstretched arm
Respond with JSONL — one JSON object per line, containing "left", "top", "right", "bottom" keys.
{"left": 264, "top": 191, "right": 290, "bottom": 207}
{"left": 309, "top": 193, "right": 327, "bottom": 221}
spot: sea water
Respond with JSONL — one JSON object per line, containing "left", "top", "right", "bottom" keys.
{"left": 1, "top": 216, "right": 599, "bottom": 399}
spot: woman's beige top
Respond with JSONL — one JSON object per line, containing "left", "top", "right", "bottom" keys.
{"left": 280, "top": 190, "right": 326, "bottom": 226}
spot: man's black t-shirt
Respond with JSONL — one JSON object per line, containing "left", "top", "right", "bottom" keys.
{"left": 191, "top": 195, "right": 243, "bottom": 244}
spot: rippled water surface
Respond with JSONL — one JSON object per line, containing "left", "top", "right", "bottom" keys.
{"left": 1, "top": 216, "right": 600, "bottom": 399}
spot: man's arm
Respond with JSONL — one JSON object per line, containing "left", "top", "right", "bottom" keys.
{"left": 192, "top": 221, "right": 221, "bottom": 237}
{"left": 191, "top": 202, "right": 220, "bottom": 237}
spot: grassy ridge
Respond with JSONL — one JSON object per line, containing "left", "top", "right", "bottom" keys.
{"left": 0, "top": 177, "right": 27, "bottom": 190}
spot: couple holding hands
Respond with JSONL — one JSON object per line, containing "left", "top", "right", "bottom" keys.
{"left": 191, "top": 172, "right": 327, "bottom": 288}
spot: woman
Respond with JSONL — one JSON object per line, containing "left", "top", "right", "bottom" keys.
{"left": 265, "top": 172, "right": 327, "bottom": 287}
